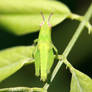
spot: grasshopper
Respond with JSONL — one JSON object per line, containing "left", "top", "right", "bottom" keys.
{"left": 34, "top": 13, "right": 58, "bottom": 81}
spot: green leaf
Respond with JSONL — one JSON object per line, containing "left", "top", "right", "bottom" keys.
{"left": 0, "top": 87, "right": 46, "bottom": 92}
{"left": 70, "top": 68, "right": 92, "bottom": 92}
{"left": 0, "top": 46, "right": 35, "bottom": 82}
{"left": 0, "top": 0, "right": 70, "bottom": 35}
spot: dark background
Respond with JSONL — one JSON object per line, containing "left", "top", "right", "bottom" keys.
{"left": 0, "top": 0, "right": 92, "bottom": 92}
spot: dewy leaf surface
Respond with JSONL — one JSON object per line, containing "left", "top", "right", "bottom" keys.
{"left": 70, "top": 68, "right": 92, "bottom": 92}
{"left": 0, "top": 0, "right": 70, "bottom": 35}
{"left": 0, "top": 46, "right": 35, "bottom": 82}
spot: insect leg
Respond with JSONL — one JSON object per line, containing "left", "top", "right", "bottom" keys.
{"left": 34, "top": 39, "right": 38, "bottom": 45}
{"left": 34, "top": 46, "right": 40, "bottom": 77}
{"left": 52, "top": 44, "right": 58, "bottom": 59}
{"left": 47, "top": 48, "right": 54, "bottom": 74}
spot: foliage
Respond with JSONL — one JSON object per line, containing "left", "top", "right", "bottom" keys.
{"left": 0, "top": 0, "right": 92, "bottom": 92}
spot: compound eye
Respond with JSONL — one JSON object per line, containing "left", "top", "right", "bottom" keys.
{"left": 47, "top": 22, "right": 52, "bottom": 28}
{"left": 40, "top": 22, "right": 44, "bottom": 27}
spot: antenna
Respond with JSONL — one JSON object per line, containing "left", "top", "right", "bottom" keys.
{"left": 40, "top": 12, "right": 45, "bottom": 22}
{"left": 48, "top": 13, "right": 53, "bottom": 24}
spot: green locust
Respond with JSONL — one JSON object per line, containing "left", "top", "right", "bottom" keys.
{"left": 34, "top": 13, "right": 57, "bottom": 81}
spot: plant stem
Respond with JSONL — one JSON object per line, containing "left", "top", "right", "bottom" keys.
{"left": 63, "top": 4, "right": 92, "bottom": 57}
{"left": 43, "top": 4, "right": 92, "bottom": 91}
{"left": 43, "top": 61, "right": 63, "bottom": 90}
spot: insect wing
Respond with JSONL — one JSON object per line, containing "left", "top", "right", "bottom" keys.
{"left": 39, "top": 43, "right": 49, "bottom": 81}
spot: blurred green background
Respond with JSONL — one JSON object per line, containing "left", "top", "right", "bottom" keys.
{"left": 0, "top": 0, "right": 92, "bottom": 92}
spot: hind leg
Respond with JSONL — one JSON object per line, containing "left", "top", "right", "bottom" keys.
{"left": 34, "top": 47, "right": 40, "bottom": 77}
